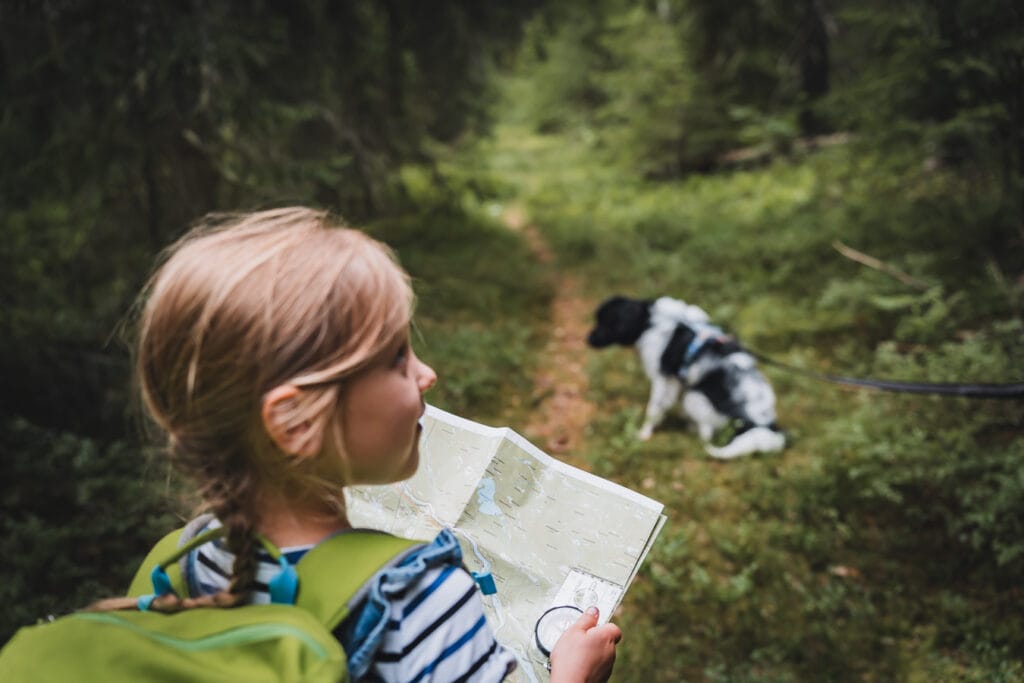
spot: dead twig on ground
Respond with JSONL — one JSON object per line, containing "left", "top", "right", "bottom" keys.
{"left": 832, "top": 240, "right": 931, "bottom": 291}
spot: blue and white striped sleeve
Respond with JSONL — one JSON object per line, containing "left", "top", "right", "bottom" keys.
{"left": 365, "top": 563, "right": 516, "bottom": 682}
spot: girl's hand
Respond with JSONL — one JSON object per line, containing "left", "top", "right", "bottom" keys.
{"left": 548, "top": 606, "right": 622, "bottom": 683}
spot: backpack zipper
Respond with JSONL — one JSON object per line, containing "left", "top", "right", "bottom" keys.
{"left": 73, "top": 612, "right": 330, "bottom": 660}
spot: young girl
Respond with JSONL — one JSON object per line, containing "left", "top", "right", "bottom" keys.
{"left": 130, "top": 207, "right": 622, "bottom": 682}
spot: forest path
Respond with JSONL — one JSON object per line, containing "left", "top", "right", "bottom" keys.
{"left": 502, "top": 205, "right": 596, "bottom": 469}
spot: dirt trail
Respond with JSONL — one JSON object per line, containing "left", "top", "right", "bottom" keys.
{"left": 502, "top": 205, "right": 596, "bottom": 468}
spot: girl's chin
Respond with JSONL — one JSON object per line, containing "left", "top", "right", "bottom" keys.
{"left": 399, "top": 445, "right": 420, "bottom": 480}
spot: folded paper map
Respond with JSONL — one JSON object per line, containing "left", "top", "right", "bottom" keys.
{"left": 347, "top": 404, "right": 667, "bottom": 682}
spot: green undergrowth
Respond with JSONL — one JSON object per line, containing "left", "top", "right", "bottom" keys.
{"left": 1, "top": 419, "right": 180, "bottom": 638}
{"left": 463, "top": 111, "right": 1024, "bottom": 681}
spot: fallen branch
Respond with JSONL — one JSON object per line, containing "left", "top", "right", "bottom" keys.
{"left": 832, "top": 240, "right": 931, "bottom": 291}
{"left": 716, "top": 132, "right": 854, "bottom": 169}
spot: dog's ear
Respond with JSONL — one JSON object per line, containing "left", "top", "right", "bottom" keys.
{"left": 660, "top": 323, "right": 695, "bottom": 376}
{"left": 588, "top": 296, "right": 654, "bottom": 347}
{"left": 615, "top": 299, "right": 651, "bottom": 344}
{"left": 594, "top": 296, "right": 629, "bottom": 322}
{"left": 588, "top": 296, "right": 628, "bottom": 347}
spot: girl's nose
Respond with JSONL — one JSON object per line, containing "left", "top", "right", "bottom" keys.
{"left": 417, "top": 357, "right": 437, "bottom": 392}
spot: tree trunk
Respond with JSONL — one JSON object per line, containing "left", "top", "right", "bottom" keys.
{"left": 798, "top": 0, "right": 831, "bottom": 136}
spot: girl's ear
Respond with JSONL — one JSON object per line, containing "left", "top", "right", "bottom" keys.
{"left": 261, "top": 385, "right": 322, "bottom": 458}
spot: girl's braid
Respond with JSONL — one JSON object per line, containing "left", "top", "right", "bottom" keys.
{"left": 86, "top": 485, "right": 261, "bottom": 613}
{"left": 221, "top": 504, "right": 260, "bottom": 601}
{"left": 142, "top": 506, "right": 258, "bottom": 612}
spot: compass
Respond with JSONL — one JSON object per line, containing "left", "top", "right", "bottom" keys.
{"left": 534, "top": 605, "right": 584, "bottom": 660}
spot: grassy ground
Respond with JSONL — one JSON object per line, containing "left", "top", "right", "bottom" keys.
{"left": 416, "top": 107, "right": 1024, "bottom": 681}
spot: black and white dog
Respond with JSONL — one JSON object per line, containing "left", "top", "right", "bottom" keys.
{"left": 586, "top": 295, "right": 785, "bottom": 459}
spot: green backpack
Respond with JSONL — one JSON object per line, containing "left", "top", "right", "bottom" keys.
{"left": 0, "top": 526, "right": 422, "bottom": 682}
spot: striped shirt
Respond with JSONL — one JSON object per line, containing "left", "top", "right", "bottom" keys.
{"left": 367, "top": 563, "right": 513, "bottom": 682}
{"left": 187, "top": 522, "right": 515, "bottom": 682}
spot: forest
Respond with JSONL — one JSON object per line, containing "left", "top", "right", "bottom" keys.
{"left": 2, "top": 0, "right": 1023, "bottom": 680}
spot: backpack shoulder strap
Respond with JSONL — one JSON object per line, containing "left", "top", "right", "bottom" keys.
{"left": 126, "top": 525, "right": 423, "bottom": 632}
{"left": 126, "top": 528, "right": 186, "bottom": 598}
{"left": 294, "top": 530, "right": 423, "bottom": 631}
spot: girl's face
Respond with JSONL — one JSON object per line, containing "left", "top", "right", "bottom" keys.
{"left": 337, "top": 333, "right": 437, "bottom": 485}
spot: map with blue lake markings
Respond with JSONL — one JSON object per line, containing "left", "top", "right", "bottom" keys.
{"left": 347, "top": 405, "right": 666, "bottom": 682}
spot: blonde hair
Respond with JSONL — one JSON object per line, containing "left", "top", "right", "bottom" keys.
{"left": 112, "top": 207, "right": 413, "bottom": 611}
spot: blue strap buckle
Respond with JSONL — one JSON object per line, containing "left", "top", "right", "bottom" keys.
{"left": 472, "top": 570, "right": 497, "bottom": 595}
{"left": 150, "top": 564, "right": 174, "bottom": 596}
{"left": 268, "top": 556, "right": 299, "bottom": 605}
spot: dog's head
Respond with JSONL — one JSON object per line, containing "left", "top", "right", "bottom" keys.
{"left": 586, "top": 296, "right": 653, "bottom": 348}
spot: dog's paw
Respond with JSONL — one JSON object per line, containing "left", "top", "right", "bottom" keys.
{"left": 637, "top": 425, "right": 654, "bottom": 441}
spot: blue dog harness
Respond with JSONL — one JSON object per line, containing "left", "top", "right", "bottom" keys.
{"left": 680, "top": 322, "right": 734, "bottom": 372}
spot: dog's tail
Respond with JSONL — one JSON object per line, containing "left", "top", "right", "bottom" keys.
{"left": 705, "top": 426, "right": 785, "bottom": 459}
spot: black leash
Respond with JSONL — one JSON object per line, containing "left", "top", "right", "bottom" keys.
{"left": 748, "top": 350, "right": 1024, "bottom": 399}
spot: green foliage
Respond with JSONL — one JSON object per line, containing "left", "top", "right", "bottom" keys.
{"left": 0, "top": 419, "right": 178, "bottom": 642}
{"left": 590, "top": 6, "right": 695, "bottom": 176}
{"left": 513, "top": 12, "right": 610, "bottom": 133}
{"left": 504, "top": 0, "right": 1024, "bottom": 192}
{"left": 827, "top": 0, "right": 1024, "bottom": 195}
{"left": 811, "top": 323, "right": 1024, "bottom": 578}
{"left": 1, "top": 0, "right": 547, "bottom": 430}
